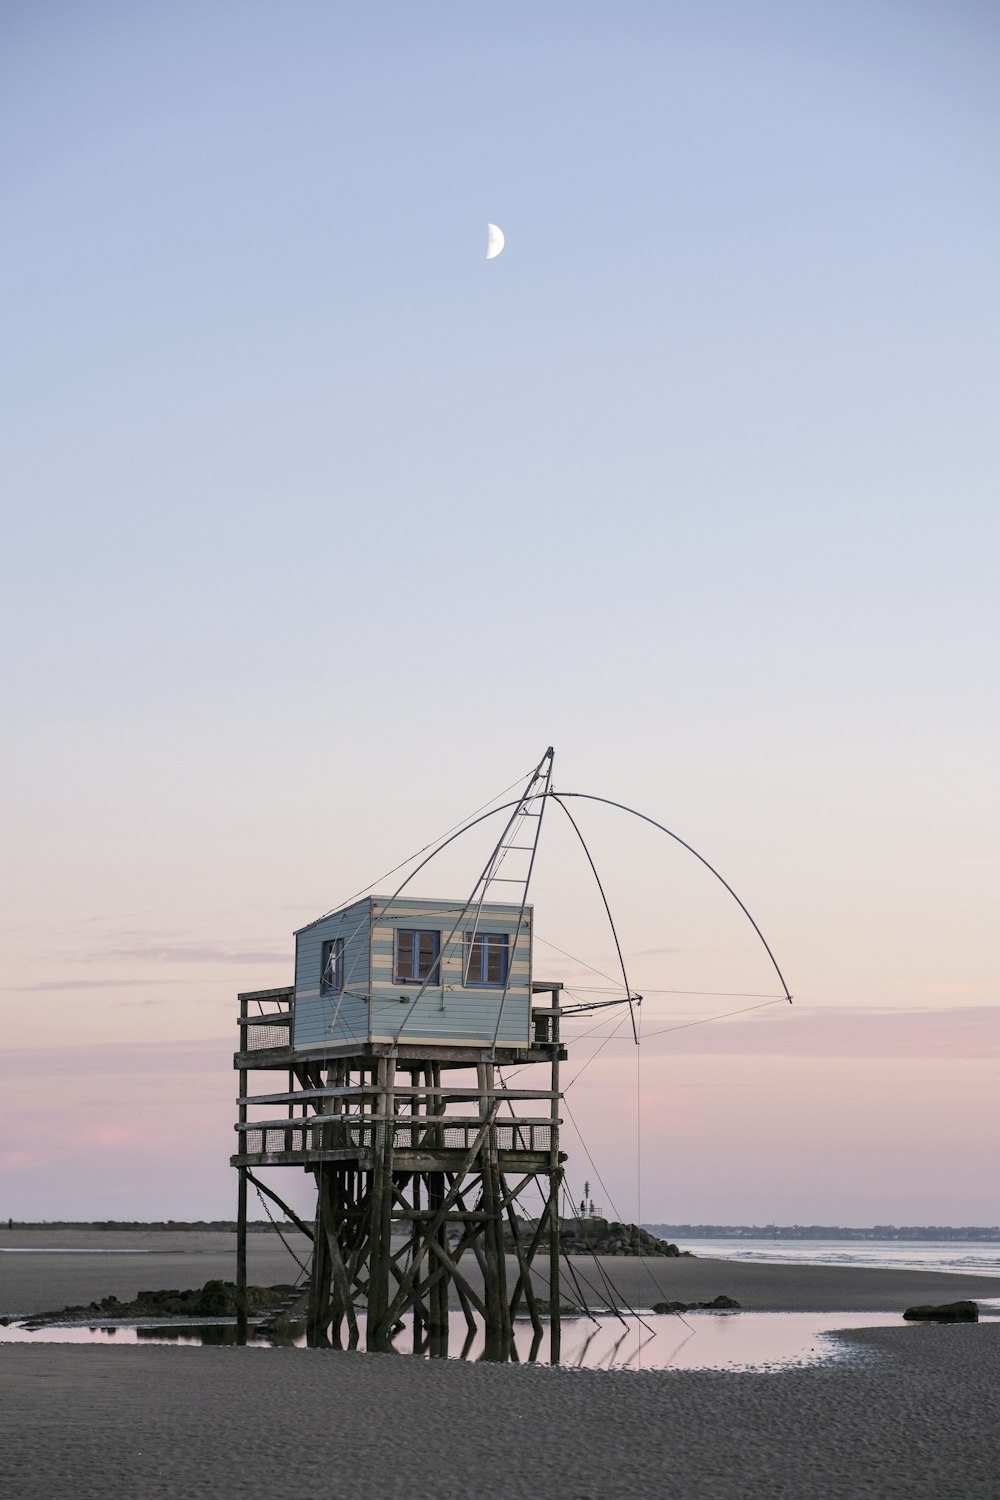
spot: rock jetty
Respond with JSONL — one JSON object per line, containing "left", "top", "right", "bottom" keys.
{"left": 504, "top": 1217, "right": 692, "bottom": 1258}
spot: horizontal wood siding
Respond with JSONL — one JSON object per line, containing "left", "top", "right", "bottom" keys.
{"left": 369, "top": 899, "right": 532, "bottom": 1047}
{"left": 291, "top": 896, "right": 534, "bottom": 1050}
{"left": 293, "top": 898, "right": 372, "bottom": 1049}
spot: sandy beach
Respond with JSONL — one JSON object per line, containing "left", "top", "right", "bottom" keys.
{"left": 2, "top": 1326, "right": 999, "bottom": 1499}
{"left": 4, "top": 1231, "right": 1000, "bottom": 1497}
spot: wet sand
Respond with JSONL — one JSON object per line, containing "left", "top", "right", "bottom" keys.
{"left": 4, "top": 1227, "right": 1000, "bottom": 1317}
{"left": 3, "top": 1324, "right": 999, "bottom": 1498}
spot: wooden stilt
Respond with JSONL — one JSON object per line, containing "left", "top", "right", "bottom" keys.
{"left": 306, "top": 1170, "right": 332, "bottom": 1344}
{"left": 548, "top": 988, "right": 563, "bottom": 1364}
{"left": 236, "top": 1165, "right": 248, "bottom": 1346}
{"left": 236, "top": 1028, "right": 249, "bottom": 1347}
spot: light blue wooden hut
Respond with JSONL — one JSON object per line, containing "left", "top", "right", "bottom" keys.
{"left": 291, "top": 895, "right": 534, "bottom": 1051}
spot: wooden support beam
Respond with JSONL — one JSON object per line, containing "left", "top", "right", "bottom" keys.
{"left": 478, "top": 1061, "right": 508, "bottom": 1362}
{"left": 392, "top": 1209, "right": 490, "bottom": 1222}
{"left": 236, "top": 1025, "right": 249, "bottom": 1346}
{"left": 306, "top": 1171, "right": 332, "bottom": 1344}
{"left": 244, "top": 1170, "right": 315, "bottom": 1243}
{"left": 424, "top": 1235, "right": 488, "bottom": 1319}
{"left": 238, "top": 1086, "right": 372, "bottom": 1105}
{"left": 502, "top": 1171, "right": 542, "bottom": 1337}
{"left": 236, "top": 1167, "right": 248, "bottom": 1345}
{"left": 365, "top": 1054, "right": 395, "bottom": 1349}
{"left": 316, "top": 1167, "right": 359, "bottom": 1347}
{"left": 378, "top": 1104, "right": 499, "bottom": 1335}
{"left": 548, "top": 1003, "right": 563, "bottom": 1364}
{"left": 236, "top": 1110, "right": 555, "bottom": 1127}
{"left": 240, "top": 1083, "right": 561, "bottom": 1103}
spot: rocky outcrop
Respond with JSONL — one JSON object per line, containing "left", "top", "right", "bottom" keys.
{"left": 652, "top": 1295, "right": 741, "bottom": 1313}
{"left": 902, "top": 1300, "right": 978, "bottom": 1322}
{"left": 18, "top": 1280, "right": 297, "bottom": 1328}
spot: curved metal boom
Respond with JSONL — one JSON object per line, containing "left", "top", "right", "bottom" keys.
{"left": 555, "top": 792, "right": 793, "bottom": 1004}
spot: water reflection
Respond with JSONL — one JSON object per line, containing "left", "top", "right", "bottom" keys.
{"left": 137, "top": 1323, "right": 244, "bottom": 1347}
{"left": 0, "top": 1309, "right": 946, "bottom": 1370}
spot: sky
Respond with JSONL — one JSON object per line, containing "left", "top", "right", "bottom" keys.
{"left": 2, "top": 1, "right": 998, "bottom": 1227}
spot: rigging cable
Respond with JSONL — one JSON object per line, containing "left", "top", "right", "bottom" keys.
{"left": 549, "top": 791, "right": 640, "bottom": 1044}
{"left": 533, "top": 932, "right": 627, "bottom": 988}
{"left": 639, "top": 996, "right": 788, "bottom": 1039}
{"left": 318, "top": 765, "right": 538, "bottom": 920}
{"left": 561, "top": 1091, "right": 680, "bottom": 1314}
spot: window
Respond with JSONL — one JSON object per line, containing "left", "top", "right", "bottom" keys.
{"left": 394, "top": 929, "right": 441, "bottom": 984}
{"left": 464, "top": 931, "right": 509, "bottom": 987}
{"left": 320, "top": 936, "right": 344, "bottom": 994}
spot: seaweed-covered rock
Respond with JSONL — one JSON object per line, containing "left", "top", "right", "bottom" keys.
{"left": 194, "top": 1280, "right": 237, "bottom": 1316}
{"left": 22, "top": 1281, "right": 298, "bottom": 1328}
{"left": 652, "top": 1295, "right": 741, "bottom": 1313}
{"left": 902, "top": 1300, "right": 978, "bottom": 1322}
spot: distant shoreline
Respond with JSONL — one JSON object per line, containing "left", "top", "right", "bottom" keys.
{"left": 8, "top": 1220, "right": 1000, "bottom": 1243}
{"left": 645, "top": 1224, "right": 1000, "bottom": 1242}
{"left": 3, "top": 1222, "right": 278, "bottom": 1234}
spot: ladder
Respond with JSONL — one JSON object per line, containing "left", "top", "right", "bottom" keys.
{"left": 394, "top": 747, "right": 555, "bottom": 1044}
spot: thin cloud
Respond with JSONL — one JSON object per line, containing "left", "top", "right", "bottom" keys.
{"left": 636, "top": 1005, "right": 1000, "bottom": 1060}
{"left": 109, "top": 995, "right": 206, "bottom": 1008}
{"left": 0, "top": 1037, "right": 232, "bottom": 1080}
{"left": 91, "top": 943, "right": 290, "bottom": 965}
{"left": 13, "top": 979, "right": 184, "bottom": 993}
{"left": 79, "top": 910, "right": 156, "bottom": 926}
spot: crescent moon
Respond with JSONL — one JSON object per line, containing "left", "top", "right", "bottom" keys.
{"left": 486, "top": 223, "right": 505, "bottom": 260}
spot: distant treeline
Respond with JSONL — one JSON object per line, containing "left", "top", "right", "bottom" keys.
{"left": 645, "top": 1224, "right": 1000, "bottom": 1242}
{"left": 5, "top": 1220, "right": 281, "bottom": 1233}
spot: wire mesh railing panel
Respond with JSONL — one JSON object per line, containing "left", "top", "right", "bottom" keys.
{"left": 243, "top": 1022, "right": 292, "bottom": 1052}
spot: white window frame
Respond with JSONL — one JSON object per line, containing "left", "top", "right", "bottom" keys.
{"left": 463, "top": 931, "right": 509, "bottom": 988}
{"left": 320, "top": 936, "right": 344, "bottom": 994}
{"left": 393, "top": 929, "right": 441, "bottom": 985}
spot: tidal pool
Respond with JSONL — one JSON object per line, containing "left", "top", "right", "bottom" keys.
{"left": 0, "top": 1309, "right": 959, "bottom": 1371}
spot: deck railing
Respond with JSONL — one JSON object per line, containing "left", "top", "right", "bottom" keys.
{"left": 237, "top": 987, "right": 294, "bottom": 1053}
{"left": 236, "top": 1118, "right": 553, "bottom": 1157}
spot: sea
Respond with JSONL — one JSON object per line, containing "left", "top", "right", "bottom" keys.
{"left": 673, "top": 1239, "right": 1000, "bottom": 1278}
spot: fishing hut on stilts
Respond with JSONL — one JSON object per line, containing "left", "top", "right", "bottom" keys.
{"left": 233, "top": 750, "right": 569, "bottom": 1359}
{"left": 232, "top": 747, "right": 792, "bottom": 1359}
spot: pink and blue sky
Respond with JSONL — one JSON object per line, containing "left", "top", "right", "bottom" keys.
{"left": 2, "top": 2, "right": 997, "bottom": 1225}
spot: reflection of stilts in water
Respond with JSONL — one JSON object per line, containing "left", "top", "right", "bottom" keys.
{"left": 599, "top": 1326, "right": 631, "bottom": 1369}
{"left": 567, "top": 1323, "right": 602, "bottom": 1368}
{"left": 621, "top": 1323, "right": 659, "bottom": 1371}
{"left": 662, "top": 1321, "right": 698, "bottom": 1368}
